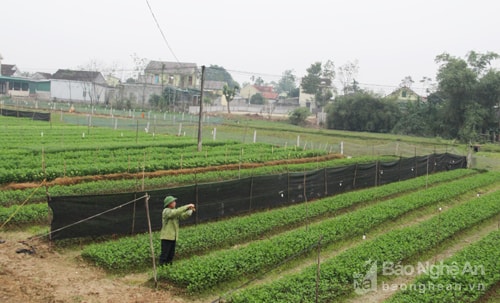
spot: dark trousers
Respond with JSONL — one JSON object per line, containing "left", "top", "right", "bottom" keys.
{"left": 159, "top": 239, "right": 176, "bottom": 266}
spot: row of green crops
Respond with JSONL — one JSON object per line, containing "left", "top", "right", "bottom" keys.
{"left": 1, "top": 115, "right": 335, "bottom": 184}
{"left": 387, "top": 229, "right": 500, "bottom": 303}
{"left": 0, "top": 155, "right": 391, "bottom": 207}
{"left": 158, "top": 171, "right": 500, "bottom": 292}
{"left": 0, "top": 141, "right": 328, "bottom": 184}
{"left": 0, "top": 203, "right": 50, "bottom": 227}
{"left": 228, "top": 185, "right": 500, "bottom": 302}
{"left": 80, "top": 169, "right": 477, "bottom": 271}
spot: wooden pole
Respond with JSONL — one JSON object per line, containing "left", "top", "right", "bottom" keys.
{"left": 197, "top": 65, "right": 205, "bottom": 152}
{"left": 304, "top": 167, "right": 308, "bottom": 231}
{"left": 315, "top": 235, "right": 323, "bottom": 303}
{"left": 135, "top": 119, "right": 139, "bottom": 144}
{"left": 144, "top": 194, "right": 158, "bottom": 288}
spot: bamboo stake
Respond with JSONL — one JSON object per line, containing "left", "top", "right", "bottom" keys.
{"left": 144, "top": 194, "right": 158, "bottom": 288}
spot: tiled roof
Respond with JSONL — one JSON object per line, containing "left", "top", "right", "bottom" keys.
{"left": 51, "top": 69, "right": 104, "bottom": 82}
{"left": 261, "top": 91, "right": 279, "bottom": 100}
{"left": 254, "top": 85, "right": 279, "bottom": 99}
{"left": 32, "top": 72, "right": 52, "bottom": 79}
{"left": 1, "top": 64, "right": 17, "bottom": 76}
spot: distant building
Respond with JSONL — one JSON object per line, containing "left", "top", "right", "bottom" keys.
{"left": 239, "top": 85, "right": 279, "bottom": 104}
{"left": 31, "top": 72, "right": 52, "bottom": 80}
{"left": 50, "top": 69, "right": 107, "bottom": 103}
{"left": 203, "top": 80, "right": 227, "bottom": 105}
{"left": 143, "top": 60, "right": 198, "bottom": 89}
{"left": 385, "top": 86, "right": 422, "bottom": 102}
{"left": 298, "top": 78, "right": 335, "bottom": 114}
{"left": 106, "top": 74, "right": 121, "bottom": 87}
{"left": 0, "top": 64, "right": 50, "bottom": 98}
{"left": 0, "top": 64, "right": 22, "bottom": 77}
{"left": 298, "top": 86, "right": 315, "bottom": 112}
{"left": 385, "top": 86, "right": 424, "bottom": 112}
{"left": 112, "top": 60, "right": 201, "bottom": 109}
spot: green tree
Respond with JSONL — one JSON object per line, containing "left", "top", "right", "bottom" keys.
{"left": 253, "top": 76, "right": 265, "bottom": 86}
{"left": 301, "top": 60, "right": 336, "bottom": 109}
{"left": 392, "top": 100, "right": 440, "bottom": 136}
{"left": 205, "top": 65, "right": 238, "bottom": 87}
{"left": 435, "top": 51, "right": 499, "bottom": 141}
{"left": 337, "top": 60, "right": 359, "bottom": 95}
{"left": 466, "top": 51, "right": 499, "bottom": 75}
{"left": 162, "top": 87, "right": 177, "bottom": 110}
{"left": 223, "top": 84, "right": 239, "bottom": 114}
{"left": 276, "top": 70, "right": 297, "bottom": 97}
{"left": 203, "top": 96, "right": 213, "bottom": 105}
{"left": 474, "top": 69, "right": 500, "bottom": 134}
{"left": 289, "top": 87, "right": 300, "bottom": 98}
{"left": 326, "top": 92, "right": 401, "bottom": 133}
{"left": 250, "top": 93, "right": 265, "bottom": 105}
{"left": 399, "top": 76, "right": 414, "bottom": 88}
{"left": 288, "top": 107, "right": 310, "bottom": 126}
{"left": 148, "top": 94, "right": 162, "bottom": 110}
{"left": 458, "top": 103, "right": 487, "bottom": 143}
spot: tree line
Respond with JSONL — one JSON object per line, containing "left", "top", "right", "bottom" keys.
{"left": 301, "top": 51, "right": 499, "bottom": 144}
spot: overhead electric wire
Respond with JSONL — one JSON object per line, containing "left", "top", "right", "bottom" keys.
{"left": 145, "top": 0, "right": 180, "bottom": 64}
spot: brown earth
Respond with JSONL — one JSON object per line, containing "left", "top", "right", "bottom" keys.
{"left": 0, "top": 231, "right": 194, "bottom": 303}
{"left": 1, "top": 154, "right": 342, "bottom": 191}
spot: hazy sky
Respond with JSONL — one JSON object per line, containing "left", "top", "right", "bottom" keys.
{"left": 2, "top": 0, "right": 499, "bottom": 95}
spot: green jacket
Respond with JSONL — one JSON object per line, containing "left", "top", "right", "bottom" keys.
{"left": 160, "top": 205, "right": 192, "bottom": 240}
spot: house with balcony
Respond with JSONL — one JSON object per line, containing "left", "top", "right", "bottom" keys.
{"left": 143, "top": 60, "right": 198, "bottom": 89}
{"left": 116, "top": 60, "right": 200, "bottom": 109}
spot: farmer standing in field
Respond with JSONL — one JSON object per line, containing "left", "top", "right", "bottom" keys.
{"left": 159, "top": 196, "right": 195, "bottom": 266}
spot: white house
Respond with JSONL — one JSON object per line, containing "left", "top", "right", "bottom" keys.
{"left": 50, "top": 69, "right": 107, "bottom": 103}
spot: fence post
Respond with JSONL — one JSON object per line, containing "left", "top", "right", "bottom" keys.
{"left": 195, "top": 171, "right": 199, "bottom": 224}
{"left": 398, "top": 156, "right": 402, "bottom": 182}
{"left": 353, "top": 164, "right": 358, "bottom": 189}
{"left": 131, "top": 193, "right": 136, "bottom": 234}
{"left": 144, "top": 194, "right": 158, "bottom": 288}
{"left": 304, "top": 167, "right": 309, "bottom": 231}
{"left": 324, "top": 167, "right": 328, "bottom": 196}
{"left": 315, "top": 235, "right": 323, "bottom": 303}
{"left": 249, "top": 175, "right": 254, "bottom": 211}
{"left": 426, "top": 155, "right": 430, "bottom": 189}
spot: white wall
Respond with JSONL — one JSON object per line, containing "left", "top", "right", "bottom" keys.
{"left": 298, "top": 87, "right": 316, "bottom": 112}
{"left": 51, "top": 80, "right": 106, "bottom": 103}
{"left": 189, "top": 104, "right": 296, "bottom": 116}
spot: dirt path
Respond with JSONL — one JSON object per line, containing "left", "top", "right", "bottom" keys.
{"left": 345, "top": 216, "right": 500, "bottom": 303}
{"left": 0, "top": 231, "right": 187, "bottom": 303}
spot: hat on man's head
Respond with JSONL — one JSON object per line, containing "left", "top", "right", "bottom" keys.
{"left": 164, "top": 196, "right": 177, "bottom": 207}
